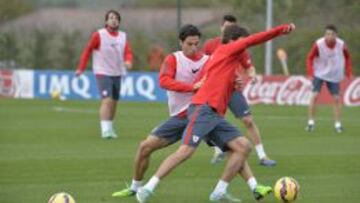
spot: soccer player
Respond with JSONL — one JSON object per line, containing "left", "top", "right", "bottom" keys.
{"left": 136, "top": 23, "right": 295, "bottom": 203}
{"left": 112, "top": 24, "right": 272, "bottom": 202}
{"left": 76, "top": 10, "right": 133, "bottom": 139}
{"left": 306, "top": 24, "right": 352, "bottom": 133}
{"left": 204, "top": 14, "right": 276, "bottom": 166}
{"left": 112, "top": 23, "right": 207, "bottom": 197}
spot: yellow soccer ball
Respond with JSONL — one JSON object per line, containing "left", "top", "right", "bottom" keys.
{"left": 274, "top": 177, "right": 300, "bottom": 202}
{"left": 51, "top": 90, "right": 61, "bottom": 99}
{"left": 48, "top": 192, "right": 76, "bottom": 203}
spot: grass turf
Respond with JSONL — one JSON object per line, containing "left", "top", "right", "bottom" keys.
{"left": 0, "top": 98, "right": 359, "bottom": 203}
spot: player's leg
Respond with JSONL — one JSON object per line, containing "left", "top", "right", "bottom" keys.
{"left": 207, "top": 120, "right": 251, "bottom": 202}
{"left": 326, "top": 81, "right": 342, "bottom": 132}
{"left": 211, "top": 146, "right": 226, "bottom": 164}
{"left": 113, "top": 116, "right": 186, "bottom": 197}
{"left": 210, "top": 137, "right": 251, "bottom": 202}
{"left": 237, "top": 161, "right": 272, "bottom": 200}
{"left": 307, "top": 77, "right": 322, "bottom": 132}
{"left": 136, "top": 104, "right": 218, "bottom": 203}
{"left": 112, "top": 136, "right": 170, "bottom": 197}
{"left": 99, "top": 98, "right": 117, "bottom": 138}
{"left": 97, "top": 75, "right": 120, "bottom": 138}
{"left": 207, "top": 130, "right": 272, "bottom": 201}
{"left": 228, "top": 91, "right": 276, "bottom": 166}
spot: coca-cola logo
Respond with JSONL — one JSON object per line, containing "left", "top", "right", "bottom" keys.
{"left": 244, "top": 76, "right": 312, "bottom": 105}
{"left": 276, "top": 76, "right": 312, "bottom": 106}
{"left": 243, "top": 76, "right": 283, "bottom": 104}
{"left": 244, "top": 76, "right": 359, "bottom": 106}
{"left": 344, "top": 78, "right": 360, "bottom": 106}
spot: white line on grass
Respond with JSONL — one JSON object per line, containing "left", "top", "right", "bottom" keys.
{"left": 256, "top": 115, "right": 357, "bottom": 122}
{"left": 52, "top": 106, "right": 97, "bottom": 114}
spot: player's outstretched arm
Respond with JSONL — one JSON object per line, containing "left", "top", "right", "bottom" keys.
{"left": 228, "top": 23, "right": 295, "bottom": 56}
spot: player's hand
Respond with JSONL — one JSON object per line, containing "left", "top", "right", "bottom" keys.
{"left": 283, "top": 23, "right": 296, "bottom": 34}
{"left": 234, "top": 76, "right": 244, "bottom": 90}
{"left": 347, "top": 75, "right": 353, "bottom": 80}
{"left": 125, "top": 61, "right": 133, "bottom": 70}
{"left": 249, "top": 76, "right": 258, "bottom": 85}
{"left": 306, "top": 75, "right": 313, "bottom": 81}
{"left": 75, "top": 70, "right": 82, "bottom": 77}
{"left": 193, "top": 75, "right": 206, "bottom": 91}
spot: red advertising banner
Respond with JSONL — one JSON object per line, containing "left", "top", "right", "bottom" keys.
{"left": 243, "top": 75, "right": 360, "bottom": 106}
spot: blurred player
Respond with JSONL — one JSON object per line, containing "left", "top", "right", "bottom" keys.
{"left": 204, "top": 14, "right": 276, "bottom": 166}
{"left": 306, "top": 24, "right": 352, "bottom": 133}
{"left": 136, "top": 23, "right": 295, "bottom": 203}
{"left": 112, "top": 24, "right": 272, "bottom": 202}
{"left": 76, "top": 10, "right": 133, "bottom": 139}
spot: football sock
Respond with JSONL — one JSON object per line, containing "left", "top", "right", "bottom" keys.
{"left": 335, "top": 121, "right": 342, "bottom": 128}
{"left": 213, "top": 179, "right": 229, "bottom": 195}
{"left": 214, "top": 146, "right": 223, "bottom": 154}
{"left": 255, "top": 144, "right": 267, "bottom": 160}
{"left": 144, "top": 176, "right": 160, "bottom": 192}
{"left": 247, "top": 177, "right": 257, "bottom": 191}
{"left": 308, "top": 119, "right": 315, "bottom": 126}
{"left": 131, "top": 179, "right": 143, "bottom": 191}
{"left": 101, "top": 120, "right": 113, "bottom": 133}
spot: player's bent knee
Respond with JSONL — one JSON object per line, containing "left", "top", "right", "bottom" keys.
{"left": 176, "top": 145, "right": 196, "bottom": 160}
{"left": 242, "top": 117, "right": 254, "bottom": 128}
{"left": 228, "top": 137, "right": 252, "bottom": 154}
{"left": 333, "top": 95, "right": 340, "bottom": 102}
{"left": 139, "top": 140, "right": 158, "bottom": 156}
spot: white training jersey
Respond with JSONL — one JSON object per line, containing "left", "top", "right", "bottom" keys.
{"left": 313, "top": 37, "right": 345, "bottom": 82}
{"left": 167, "top": 51, "right": 209, "bottom": 116}
{"left": 92, "top": 28, "right": 127, "bottom": 76}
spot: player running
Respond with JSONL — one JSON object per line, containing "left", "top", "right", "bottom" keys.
{"left": 204, "top": 14, "right": 276, "bottom": 166}
{"left": 136, "top": 23, "right": 295, "bottom": 203}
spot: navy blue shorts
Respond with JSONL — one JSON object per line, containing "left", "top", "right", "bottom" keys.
{"left": 151, "top": 116, "right": 188, "bottom": 145}
{"left": 181, "top": 104, "right": 242, "bottom": 149}
{"left": 96, "top": 75, "right": 121, "bottom": 100}
{"left": 312, "top": 77, "right": 340, "bottom": 95}
{"left": 228, "top": 91, "right": 251, "bottom": 118}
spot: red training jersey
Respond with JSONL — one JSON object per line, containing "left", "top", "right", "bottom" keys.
{"left": 196, "top": 37, "right": 253, "bottom": 82}
{"left": 192, "top": 25, "right": 289, "bottom": 116}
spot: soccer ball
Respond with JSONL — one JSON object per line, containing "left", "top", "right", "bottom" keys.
{"left": 51, "top": 90, "right": 67, "bottom": 100}
{"left": 274, "top": 177, "right": 300, "bottom": 202}
{"left": 48, "top": 192, "right": 76, "bottom": 203}
{"left": 51, "top": 90, "right": 61, "bottom": 99}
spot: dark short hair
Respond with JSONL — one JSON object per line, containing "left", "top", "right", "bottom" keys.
{"left": 178, "top": 24, "right": 202, "bottom": 41}
{"left": 325, "top": 24, "right": 337, "bottom": 33}
{"left": 222, "top": 25, "right": 249, "bottom": 44}
{"left": 105, "top": 10, "right": 121, "bottom": 22}
{"left": 222, "top": 14, "right": 237, "bottom": 24}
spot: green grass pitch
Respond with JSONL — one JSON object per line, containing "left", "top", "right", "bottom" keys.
{"left": 1, "top": 99, "right": 359, "bottom": 203}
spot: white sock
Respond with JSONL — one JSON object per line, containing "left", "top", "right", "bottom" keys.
{"left": 214, "top": 146, "right": 223, "bottom": 155}
{"left": 255, "top": 144, "right": 267, "bottom": 160}
{"left": 213, "top": 180, "right": 229, "bottom": 195}
{"left": 101, "top": 120, "right": 113, "bottom": 133}
{"left": 143, "top": 176, "right": 160, "bottom": 192}
{"left": 247, "top": 177, "right": 257, "bottom": 191}
{"left": 335, "top": 121, "right": 342, "bottom": 128}
{"left": 308, "top": 119, "right": 315, "bottom": 125}
{"left": 130, "top": 179, "right": 143, "bottom": 191}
